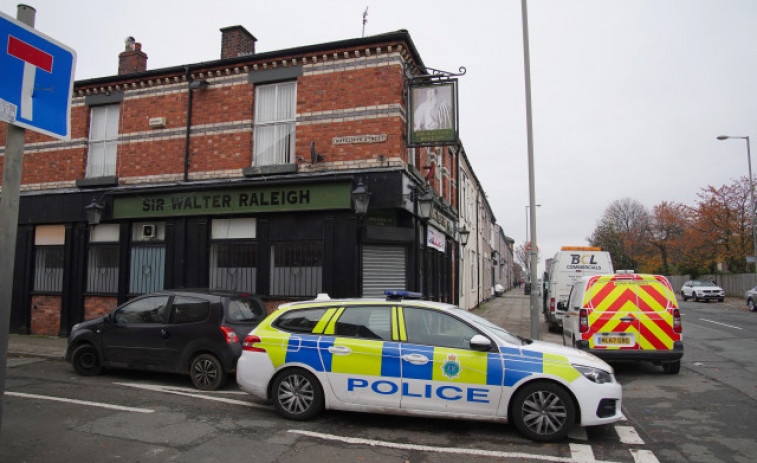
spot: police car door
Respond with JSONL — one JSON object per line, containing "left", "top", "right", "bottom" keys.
{"left": 318, "top": 305, "right": 401, "bottom": 408}
{"left": 399, "top": 307, "right": 501, "bottom": 416}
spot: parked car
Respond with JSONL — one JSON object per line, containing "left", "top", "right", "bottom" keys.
{"left": 745, "top": 286, "right": 757, "bottom": 311}
{"left": 680, "top": 280, "right": 725, "bottom": 302}
{"left": 494, "top": 284, "right": 505, "bottom": 296}
{"left": 236, "top": 291, "right": 623, "bottom": 442}
{"left": 66, "top": 289, "right": 266, "bottom": 390}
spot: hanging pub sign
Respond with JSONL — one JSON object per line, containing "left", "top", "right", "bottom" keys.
{"left": 427, "top": 226, "right": 446, "bottom": 253}
{"left": 408, "top": 80, "right": 459, "bottom": 146}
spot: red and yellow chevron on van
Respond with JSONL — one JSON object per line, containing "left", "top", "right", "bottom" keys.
{"left": 560, "top": 273, "right": 683, "bottom": 374}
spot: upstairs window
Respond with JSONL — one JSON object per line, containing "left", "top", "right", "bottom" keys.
{"left": 86, "top": 103, "right": 120, "bottom": 178}
{"left": 253, "top": 81, "right": 296, "bottom": 166}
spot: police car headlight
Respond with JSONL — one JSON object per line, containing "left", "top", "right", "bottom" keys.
{"left": 574, "top": 365, "right": 614, "bottom": 384}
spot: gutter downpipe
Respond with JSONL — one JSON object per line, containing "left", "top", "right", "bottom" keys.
{"left": 184, "top": 66, "right": 192, "bottom": 182}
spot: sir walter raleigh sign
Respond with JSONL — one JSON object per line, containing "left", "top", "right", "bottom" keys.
{"left": 112, "top": 182, "right": 351, "bottom": 219}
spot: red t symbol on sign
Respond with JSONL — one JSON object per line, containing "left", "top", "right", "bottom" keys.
{"left": 7, "top": 35, "right": 53, "bottom": 120}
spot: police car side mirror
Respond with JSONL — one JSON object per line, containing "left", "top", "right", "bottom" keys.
{"left": 470, "top": 334, "right": 492, "bottom": 351}
{"left": 556, "top": 302, "right": 567, "bottom": 311}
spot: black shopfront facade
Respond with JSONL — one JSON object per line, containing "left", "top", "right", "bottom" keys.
{"left": 10, "top": 168, "right": 458, "bottom": 336}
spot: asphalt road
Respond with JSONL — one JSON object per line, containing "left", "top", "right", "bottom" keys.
{"left": 1, "top": 295, "right": 755, "bottom": 463}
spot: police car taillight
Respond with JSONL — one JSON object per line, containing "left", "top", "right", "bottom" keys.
{"left": 673, "top": 309, "right": 682, "bottom": 334}
{"left": 242, "top": 335, "right": 266, "bottom": 352}
{"left": 221, "top": 326, "right": 239, "bottom": 344}
{"left": 579, "top": 309, "right": 589, "bottom": 333}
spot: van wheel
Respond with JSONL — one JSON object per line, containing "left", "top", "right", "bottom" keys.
{"left": 190, "top": 353, "right": 227, "bottom": 391}
{"left": 663, "top": 360, "right": 681, "bottom": 374}
{"left": 510, "top": 381, "right": 575, "bottom": 442}
{"left": 272, "top": 368, "right": 324, "bottom": 420}
{"left": 72, "top": 344, "right": 103, "bottom": 376}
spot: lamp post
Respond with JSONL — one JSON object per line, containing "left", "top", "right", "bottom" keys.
{"left": 524, "top": 204, "right": 541, "bottom": 244}
{"left": 717, "top": 135, "right": 757, "bottom": 274}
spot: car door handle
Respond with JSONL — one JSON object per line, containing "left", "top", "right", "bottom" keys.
{"left": 328, "top": 346, "right": 351, "bottom": 355}
{"left": 402, "top": 354, "right": 429, "bottom": 365}
{"left": 620, "top": 316, "right": 636, "bottom": 322}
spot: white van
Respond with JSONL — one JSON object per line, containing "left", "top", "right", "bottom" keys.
{"left": 545, "top": 247, "right": 614, "bottom": 332}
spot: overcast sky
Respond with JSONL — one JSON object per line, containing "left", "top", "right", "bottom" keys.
{"left": 4, "top": 0, "right": 757, "bottom": 273}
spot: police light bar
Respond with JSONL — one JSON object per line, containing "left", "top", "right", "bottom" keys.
{"left": 385, "top": 290, "right": 423, "bottom": 300}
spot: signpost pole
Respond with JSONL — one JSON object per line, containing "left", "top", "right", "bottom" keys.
{"left": 0, "top": 4, "right": 35, "bottom": 433}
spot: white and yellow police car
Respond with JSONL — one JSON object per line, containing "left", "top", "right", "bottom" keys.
{"left": 236, "top": 292, "right": 623, "bottom": 442}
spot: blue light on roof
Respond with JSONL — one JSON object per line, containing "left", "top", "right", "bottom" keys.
{"left": 384, "top": 290, "right": 423, "bottom": 299}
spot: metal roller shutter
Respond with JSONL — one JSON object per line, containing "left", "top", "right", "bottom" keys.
{"left": 362, "top": 245, "right": 407, "bottom": 297}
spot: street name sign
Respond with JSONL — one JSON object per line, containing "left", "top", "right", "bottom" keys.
{"left": 0, "top": 10, "right": 76, "bottom": 140}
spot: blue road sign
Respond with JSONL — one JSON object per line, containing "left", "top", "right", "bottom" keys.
{"left": 0, "top": 11, "right": 76, "bottom": 140}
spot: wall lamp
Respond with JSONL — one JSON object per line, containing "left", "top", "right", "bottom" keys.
{"left": 417, "top": 189, "right": 434, "bottom": 220}
{"left": 458, "top": 226, "right": 470, "bottom": 246}
{"left": 84, "top": 195, "right": 106, "bottom": 225}
{"left": 351, "top": 178, "right": 371, "bottom": 217}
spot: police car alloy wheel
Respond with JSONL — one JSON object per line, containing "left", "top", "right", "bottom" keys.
{"left": 272, "top": 368, "right": 324, "bottom": 420}
{"left": 510, "top": 381, "right": 576, "bottom": 442}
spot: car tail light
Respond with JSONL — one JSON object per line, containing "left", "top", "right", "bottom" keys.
{"left": 242, "top": 335, "right": 266, "bottom": 352}
{"left": 673, "top": 309, "right": 682, "bottom": 334}
{"left": 549, "top": 297, "right": 555, "bottom": 313}
{"left": 579, "top": 309, "right": 589, "bottom": 333}
{"left": 220, "top": 326, "right": 239, "bottom": 344}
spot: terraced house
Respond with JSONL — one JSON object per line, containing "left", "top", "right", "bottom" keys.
{"left": 0, "top": 26, "right": 504, "bottom": 336}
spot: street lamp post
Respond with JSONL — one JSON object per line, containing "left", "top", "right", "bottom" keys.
{"left": 524, "top": 204, "right": 541, "bottom": 244}
{"left": 717, "top": 135, "right": 757, "bottom": 276}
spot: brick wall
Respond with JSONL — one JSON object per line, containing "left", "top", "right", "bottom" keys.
{"left": 84, "top": 296, "right": 119, "bottom": 320}
{"left": 30, "top": 295, "right": 62, "bottom": 336}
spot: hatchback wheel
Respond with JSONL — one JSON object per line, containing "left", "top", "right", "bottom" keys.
{"left": 272, "top": 368, "right": 324, "bottom": 420}
{"left": 190, "top": 353, "right": 227, "bottom": 391}
{"left": 511, "top": 381, "right": 575, "bottom": 442}
{"left": 749, "top": 298, "right": 756, "bottom": 312}
{"left": 681, "top": 291, "right": 688, "bottom": 302}
{"left": 72, "top": 344, "right": 103, "bottom": 376}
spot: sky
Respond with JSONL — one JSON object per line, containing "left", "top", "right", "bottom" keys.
{"left": 3, "top": 0, "right": 757, "bottom": 273}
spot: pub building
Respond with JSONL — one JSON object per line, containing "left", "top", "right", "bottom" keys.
{"left": 1, "top": 27, "right": 486, "bottom": 336}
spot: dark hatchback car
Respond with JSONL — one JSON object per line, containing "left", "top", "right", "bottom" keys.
{"left": 65, "top": 289, "right": 266, "bottom": 390}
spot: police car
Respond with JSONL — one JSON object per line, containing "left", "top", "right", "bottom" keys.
{"left": 236, "top": 292, "right": 623, "bottom": 442}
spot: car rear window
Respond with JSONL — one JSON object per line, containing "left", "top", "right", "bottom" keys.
{"left": 171, "top": 296, "right": 210, "bottom": 324}
{"left": 227, "top": 296, "right": 266, "bottom": 322}
{"left": 273, "top": 308, "right": 329, "bottom": 333}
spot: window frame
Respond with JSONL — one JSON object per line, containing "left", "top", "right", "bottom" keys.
{"left": 252, "top": 81, "right": 297, "bottom": 166}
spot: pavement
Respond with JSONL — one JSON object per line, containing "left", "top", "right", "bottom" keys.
{"left": 3, "top": 289, "right": 557, "bottom": 362}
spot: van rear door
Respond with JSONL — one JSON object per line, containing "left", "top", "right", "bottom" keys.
{"left": 636, "top": 275, "right": 680, "bottom": 351}
{"left": 585, "top": 275, "right": 640, "bottom": 351}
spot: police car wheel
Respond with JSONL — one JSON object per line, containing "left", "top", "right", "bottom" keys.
{"left": 511, "top": 381, "right": 575, "bottom": 442}
{"left": 72, "top": 344, "right": 103, "bottom": 376}
{"left": 272, "top": 368, "right": 324, "bottom": 420}
{"left": 190, "top": 353, "right": 227, "bottom": 391}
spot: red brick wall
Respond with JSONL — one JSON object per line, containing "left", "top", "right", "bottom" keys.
{"left": 84, "top": 296, "right": 119, "bottom": 320}
{"left": 31, "top": 295, "right": 62, "bottom": 336}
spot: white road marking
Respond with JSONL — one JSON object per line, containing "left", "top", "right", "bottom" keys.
{"left": 568, "top": 426, "right": 589, "bottom": 441}
{"left": 288, "top": 429, "right": 627, "bottom": 463}
{"left": 699, "top": 318, "right": 742, "bottom": 330}
{"left": 114, "top": 382, "right": 269, "bottom": 409}
{"left": 630, "top": 449, "right": 661, "bottom": 463}
{"left": 570, "top": 443, "right": 595, "bottom": 462}
{"left": 615, "top": 425, "right": 645, "bottom": 444}
{"left": 6, "top": 391, "right": 154, "bottom": 413}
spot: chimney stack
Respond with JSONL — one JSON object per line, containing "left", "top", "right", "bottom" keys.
{"left": 119, "top": 37, "right": 148, "bottom": 75}
{"left": 220, "top": 26, "right": 257, "bottom": 59}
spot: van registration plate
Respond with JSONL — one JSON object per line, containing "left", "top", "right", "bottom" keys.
{"left": 594, "top": 333, "right": 635, "bottom": 347}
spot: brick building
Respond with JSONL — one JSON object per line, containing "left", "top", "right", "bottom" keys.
{"left": 0, "top": 27, "right": 476, "bottom": 336}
